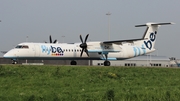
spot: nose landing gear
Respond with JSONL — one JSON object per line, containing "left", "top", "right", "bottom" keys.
{"left": 12, "top": 59, "right": 18, "bottom": 64}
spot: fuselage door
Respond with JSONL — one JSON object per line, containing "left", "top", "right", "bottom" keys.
{"left": 33, "top": 44, "right": 40, "bottom": 57}
{"left": 73, "top": 45, "right": 77, "bottom": 57}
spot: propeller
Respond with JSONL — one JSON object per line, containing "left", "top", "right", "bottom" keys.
{"left": 45, "top": 35, "right": 57, "bottom": 43}
{"left": 79, "top": 34, "right": 89, "bottom": 57}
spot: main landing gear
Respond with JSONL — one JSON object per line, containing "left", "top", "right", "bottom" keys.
{"left": 102, "top": 53, "right": 111, "bottom": 66}
{"left": 70, "top": 60, "right": 77, "bottom": 65}
{"left": 104, "top": 60, "right": 110, "bottom": 66}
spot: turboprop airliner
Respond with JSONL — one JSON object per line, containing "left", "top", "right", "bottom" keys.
{"left": 3, "top": 22, "right": 173, "bottom": 66}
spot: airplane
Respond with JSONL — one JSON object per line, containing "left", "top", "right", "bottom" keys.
{"left": 3, "top": 22, "right": 173, "bottom": 66}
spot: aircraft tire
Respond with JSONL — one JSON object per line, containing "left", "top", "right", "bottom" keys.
{"left": 104, "top": 61, "right": 110, "bottom": 66}
{"left": 12, "top": 60, "right": 17, "bottom": 64}
{"left": 70, "top": 60, "right": 77, "bottom": 65}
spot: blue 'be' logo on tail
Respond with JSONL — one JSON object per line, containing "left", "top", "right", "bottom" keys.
{"left": 144, "top": 31, "right": 157, "bottom": 50}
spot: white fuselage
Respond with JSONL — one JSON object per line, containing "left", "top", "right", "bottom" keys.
{"left": 3, "top": 22, "right": 173, "bottom": 66}
{"left": 3, "top": 41, "right": 155, "bottom": 60}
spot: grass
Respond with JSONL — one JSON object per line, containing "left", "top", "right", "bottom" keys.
{"left": 0, "top": 65, "right": 180, "bottom": 101}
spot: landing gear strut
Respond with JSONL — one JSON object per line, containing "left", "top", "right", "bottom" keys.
{"left": 103, "top": 54, "right": 111, "bottom": 66}
{"left": 70, "top": 60, "right": 77, "bottom": 65}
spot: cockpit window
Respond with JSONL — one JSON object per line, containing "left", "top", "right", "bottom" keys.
{"left": 15, "top": 45, "right": 29, "bottom": 49}
{"left": 15, "top": 45, "right": 22, "bottom": 48}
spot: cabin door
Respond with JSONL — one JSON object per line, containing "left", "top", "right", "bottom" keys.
{"left": 33, "top": 44, "right": 40, "bottom": 57}
{"left": 73, "top": 46, "right": 77, "bottom": 57}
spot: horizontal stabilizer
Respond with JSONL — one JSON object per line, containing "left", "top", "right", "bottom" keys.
{"left": 135, "top": 22, "right": 174, "bottom": 27}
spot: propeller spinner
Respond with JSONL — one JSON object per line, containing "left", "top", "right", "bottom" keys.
{"left": 79, "top": 34, "right": 89, "bottom": 57}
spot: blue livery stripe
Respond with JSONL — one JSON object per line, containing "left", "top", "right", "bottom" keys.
{"left": 88, "top": 50, "right": 120, "bottom": 53}
{"left": 100, "top": 57, "right": 117, "bottom": 60}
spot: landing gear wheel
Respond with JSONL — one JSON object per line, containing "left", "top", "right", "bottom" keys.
{"left": 104, "top": 61, "right": 110, "bottom": 66}
{"left": 70, "top": 60, "right": 77, "bottom": 65}
{"left": 12, "top": 60, "right": 18, "bottom": 64}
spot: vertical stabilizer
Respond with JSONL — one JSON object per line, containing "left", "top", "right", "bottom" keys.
{"left": 135, "top": 22, "right": 174, "bottom": 50}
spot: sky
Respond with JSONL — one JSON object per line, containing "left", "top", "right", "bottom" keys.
{"left": 0, "top": 0, "right": 179, "bottom": 58}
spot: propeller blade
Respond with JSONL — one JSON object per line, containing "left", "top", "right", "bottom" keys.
{"left": 53, "top": 40, "right": 57, "bottom": 43}
{"left": 49, "top": 35, "right": 52, "bottom": 43}
{"left": 80, "top": 48, "right": 84, "bottom": 57}
{"left": 80, "top": 35, "right": 83, "bottom": 43}
{"left": 84, "top": 34, "right": 89, "bottom": 43}
{"left": 85, "top": 49, "right": 89, "bottom": 56}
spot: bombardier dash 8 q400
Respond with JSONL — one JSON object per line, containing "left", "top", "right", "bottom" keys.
{"left": 3, "top": 22, "right": 173, "bottom": 66}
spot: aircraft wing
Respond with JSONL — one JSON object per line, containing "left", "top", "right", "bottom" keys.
{"left": 88, "top": 49, "right": 120, "bottom": 60}
{"left": 102, "top": 38, "right": 143, "bottom": 44}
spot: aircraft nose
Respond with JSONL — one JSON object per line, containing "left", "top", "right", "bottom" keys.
{"left": 3, "top": 50, "right": 15, "bottom": 58}
{"left": 3, "top": 52, "right": 10, "bottom": 58}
